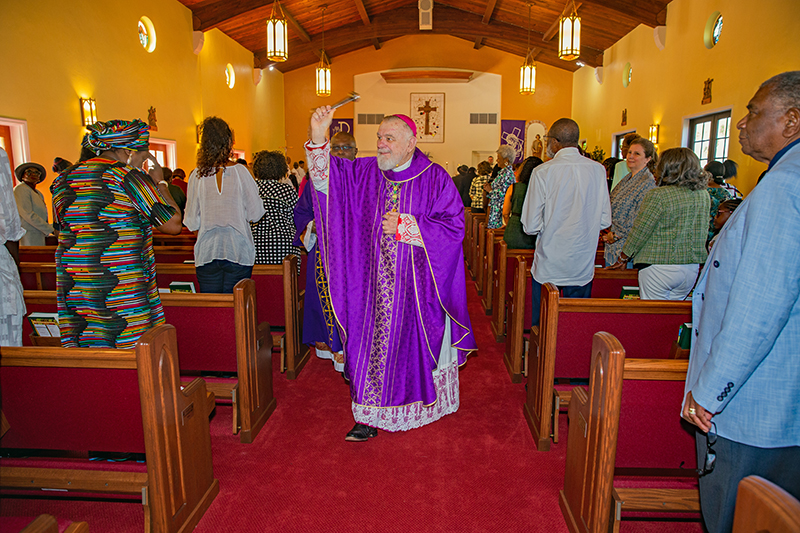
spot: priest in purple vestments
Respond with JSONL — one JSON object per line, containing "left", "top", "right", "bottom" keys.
{"left": 306, "top": 107, "right": 477, "bottom": 442}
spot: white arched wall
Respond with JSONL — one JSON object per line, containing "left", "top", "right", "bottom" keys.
{"left": 353, "top": 70, "right": 502, "bottom": 174}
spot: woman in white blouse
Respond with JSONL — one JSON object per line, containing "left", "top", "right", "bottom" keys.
{"left": 184, "top": 117, "right": 266, "bottom": 293}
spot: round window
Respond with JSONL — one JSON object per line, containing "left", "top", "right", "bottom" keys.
{"left": 138, "top": 16, "right": 157, "bottom": 53}
{"left": 623, "top": 62, "right": 632, "bottom": 88}
{"left": 225, "top": 64, "right": 236, "bottom": 89}
{"left": 703, "top": 11, "right": 722, "bottom": 49}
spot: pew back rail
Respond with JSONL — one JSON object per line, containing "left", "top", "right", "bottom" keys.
{"left": 0, "top": 325, "right": 220, "bottom": 533}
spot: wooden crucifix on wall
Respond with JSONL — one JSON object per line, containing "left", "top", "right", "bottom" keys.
{"left": 410, "top": 93, "right": 444, "bottom": 143}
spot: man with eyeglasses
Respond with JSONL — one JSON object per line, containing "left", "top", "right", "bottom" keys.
{"left": 330, "top": 131, "right": 358, "bottom": 160}
{"left": 293, "top": 131, "right": 358, "bottom": 380}
{"left": 682, "top": 71, "right": 800, "bottom": 533}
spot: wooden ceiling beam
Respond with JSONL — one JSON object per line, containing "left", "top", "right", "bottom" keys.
{"left": 255, "top": 5, "right": 602, "bottom": 71}
{"left": 542, "top": 1, "right": 583, "bottom": 42}
{"left": 474, "top": 36, "right": 485, "bottom": 49}
{"left": 284, "top": 6, "right": 311, "bottom": 43}
{"left": 354, "top": 0, "right": 371, "bottom": 26}
{"left": 482, "top": 0, "right": 497, "bottom": 24}
{"left": 372, "top": 38, "right": 382, "bottom": 50}
{"left": 192, "top": 0, "right": 265, "bottom": 32}
{"left": 582, "top": 0, "right": 665, "bottom": 28}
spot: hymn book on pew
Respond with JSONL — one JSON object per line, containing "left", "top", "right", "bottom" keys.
{"left": 620, "top": 286, "right": 640, "bottom": 299}
{"left": 678, "top": 323, "right": 692, "bottom": 349}
{"left": 169, "top": 281, "right": 196, "bottom": 293}
{"left": 27, "top": 312, "right": 60, "bottom": 337}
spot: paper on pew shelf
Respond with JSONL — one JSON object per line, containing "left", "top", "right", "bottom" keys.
{"left": 158, "top": 288, "right": 171, "bottom": 294}
{"left": 28, "top": 312, "right": 60, "bottom": 337}
{"left": 620, "top": 286, "right": 640, "bottom": 300}
{"left": 170, "top": 281, "right": 196, "bottom": 293}
{"left": 183, "top": 259, "right": 195, "bottom": 264}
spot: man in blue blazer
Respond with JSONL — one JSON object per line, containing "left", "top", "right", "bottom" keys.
{"left": 682, "top": 71, "right": 800, "bottom": 532}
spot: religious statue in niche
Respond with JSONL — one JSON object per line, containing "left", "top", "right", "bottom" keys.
{"left": 531, "top": 134, "right": 543, "bottom": 159}
{"left": 148, "top": 106, "right": 158, "bottom": 131}
{"left": 621, "top": 108, "right": 627, "bottom": 126}
{"left": 702, "top": 78, "right": 714, "bottom": 105}
{"left": 410, "top": 93, "right": 444, "bottom": 143}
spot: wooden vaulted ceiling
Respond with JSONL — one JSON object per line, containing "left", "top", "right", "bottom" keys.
{"left": 177, "top": 0, "right": 669, "bottom": 73}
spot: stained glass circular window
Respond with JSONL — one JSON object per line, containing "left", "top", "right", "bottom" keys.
{"left": 712, "top": 15, "right": 723, "bottom": 45}
{"left": 138, "top": 16, "right": 156, "bottom": 53}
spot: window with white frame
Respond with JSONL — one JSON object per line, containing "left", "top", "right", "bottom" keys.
{"left": 689, "top": 111, "right": 732, "bottom": 168}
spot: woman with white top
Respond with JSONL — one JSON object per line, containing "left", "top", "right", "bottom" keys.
{"left": 184, "top": 117, "right": 266, "bottom": 293}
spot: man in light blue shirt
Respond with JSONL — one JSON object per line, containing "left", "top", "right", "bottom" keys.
{"left": 682, "top": 71, "right": 800, "bottom": 532}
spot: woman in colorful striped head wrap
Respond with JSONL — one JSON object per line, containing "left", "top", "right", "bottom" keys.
{"left": 50, "top": 119, "right": 183, "bottom": 349}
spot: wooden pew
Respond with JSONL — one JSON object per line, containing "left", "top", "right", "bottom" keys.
{"left": 503, "top": 257, "right": 641, "bottom": 384}
{"left": 489, "top": 243, "right": 534, "bottom": 342}
{"left": 0, "top": 325, "right": 220, "bottom": 533}
{"left": 18, "top": 262, "right": 56, "bottom": 291}
{"left": 14, "top": 515, "right": 88, "bottom": 533}
{"left": 559, "top": 332, "right": 699, "bottom": 533}
{"left": 468, "top": 212, "right": 486, "bottom": 279}
{"left": 155, "top": 256, "right": 310, "bottom": 380}
{"left": 522, "top": 280, "right": 691, "bottom": 450}
{"left": 19, "top": 245, "right": 195, "bottom": 264}
{"left": 463, "top": 207, "right": 473, "bottom": 259}
{"left": 473, "top": 221, "right": 487, "bottom": 294}
{"left": 480, "top": 229, "right": 503, "bottom": 314}
{"left": 732, "top": 476, "right": 800, "bottom": 533}
{"left": 20, "top": 281, "right": 276, "bottom": 444}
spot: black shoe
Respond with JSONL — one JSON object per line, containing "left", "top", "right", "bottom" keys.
{"left": 341, "top": 372, "right": 350, "bottom": 385}
{"left": 345, "top": 423, "right": 377, "bottom": 442}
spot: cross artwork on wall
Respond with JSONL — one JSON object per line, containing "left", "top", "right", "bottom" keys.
{"left": 501, "top": 120, "right": 526, "bottom": 164}
{"left": 410, "top": 93, "right": 444, "bottom": 143}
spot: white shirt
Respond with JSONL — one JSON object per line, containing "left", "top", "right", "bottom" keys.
{"left": 520, "top": 147, "right": 611, "bottom": 286}
{"left": 184, "top": 164, "right": 266, "bottom": 267}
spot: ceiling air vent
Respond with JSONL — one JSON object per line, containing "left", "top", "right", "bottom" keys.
{"left": 419, "top": 0, "right": 433, "bottom": 30}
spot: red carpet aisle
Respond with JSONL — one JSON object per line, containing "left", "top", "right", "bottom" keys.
{"left": 0, "top": 269, "right": 703, "bottom": 532}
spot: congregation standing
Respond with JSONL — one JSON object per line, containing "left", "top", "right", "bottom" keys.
{"left": 0, "top": 65, "right": 798, "bottom": 533}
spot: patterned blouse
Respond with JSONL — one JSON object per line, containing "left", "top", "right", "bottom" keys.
{"left": 604, "top": 168, "right": 656, "bottom": 265}
{"left": 251, "top": 179, "right": 301, "bottom": 266}
{"left": 468, "top": 174, "right": 491, "bottom": 209}
{"left": 487, "top": 165, "right": 515, "bottom": 229}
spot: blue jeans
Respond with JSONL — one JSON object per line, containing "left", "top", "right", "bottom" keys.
{"left": 530, "top": 277, "right": 592, "bottom": 327}
{"left": 195, "top": 260, "right": 253, "bottom": 294}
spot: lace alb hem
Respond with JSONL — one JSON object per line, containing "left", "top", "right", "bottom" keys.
{"left": 352, "top": 361, "right": 460, "bottom": 432}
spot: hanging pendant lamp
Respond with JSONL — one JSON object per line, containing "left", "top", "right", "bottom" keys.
{"left": 519, "top": 2, "right": 536, "bottom": 95}
{"left": 266, "top": 0, "right": 288, "bottom": 62}
{"left": 558, "top": 0, "right": 581, "bottom": 61}
{"left": 316, "top": 6, "right": 331, "bottom": 97}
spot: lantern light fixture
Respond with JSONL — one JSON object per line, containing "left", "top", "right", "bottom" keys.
{"left": 649, "top": 124, "right": 660, "bottom": 144}
{"left": 558, "top": 0, "right": 581, "bottom": 61}
{"left": 80, "top": 98, "right": 97, "bottom": 126}
{"left": 266, "top": 1, "right": 288, "bottom": 62}
{"left": 316, "top": 5, "right": 331, "bottom": 97}
{"left": 519, "top": 2, "right": 536, "bottom": 95}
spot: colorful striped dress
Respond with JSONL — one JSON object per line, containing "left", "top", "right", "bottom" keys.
{"left": 51, "top": 158, "right": 176, "bottom": 348}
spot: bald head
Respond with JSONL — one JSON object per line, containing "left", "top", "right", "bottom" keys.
{"left": 331, "top": 131, "right": 358, "bottom": 160}
{"left": 381, "top": 116, "right": 415, "bottom": 141}
{"left": 549, "top": 119, "right": 580, "bottom": 146}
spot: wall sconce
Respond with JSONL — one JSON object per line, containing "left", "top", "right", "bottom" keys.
{"left": 649, "top": 124, "right": 660, "bottom": 144}
{"left": 80, "top": 98, "right": 97, "bottom": 126}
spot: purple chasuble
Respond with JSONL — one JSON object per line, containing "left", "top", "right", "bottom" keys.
{"left": 310, "top": 147, "right": 476, "bottom": 411}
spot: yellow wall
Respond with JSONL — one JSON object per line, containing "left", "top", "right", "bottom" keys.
{"left": 0, "top": 0, "right": 285, "bottom": 209}
{"left": 572, "top": 0, "right": 800, "bottom": 194}
{"left": 283, "top": 34, "right": 573, "bottom": 163}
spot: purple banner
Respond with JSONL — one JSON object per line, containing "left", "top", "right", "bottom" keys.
{"left": 329, "top": 119, "right": 354, "bottom": 138}
{"left": 500, "top": 120, "right": 526, "bottom": 164}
